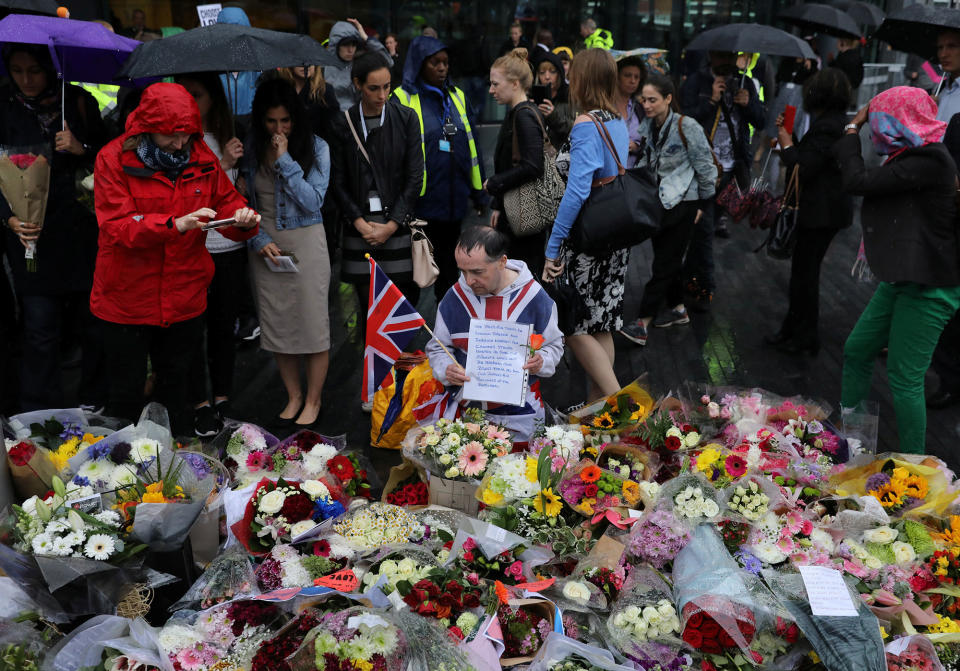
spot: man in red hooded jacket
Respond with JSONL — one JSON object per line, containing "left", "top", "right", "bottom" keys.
{"left": 92, "top": 82, "right": 259, "bottom": 433}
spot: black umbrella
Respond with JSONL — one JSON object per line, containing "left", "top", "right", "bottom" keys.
{"left": 0, "top": 0, "right": 57, "bottom": 15}
{"left": 685, "top": 23, "right": 817, "bottom": 60}
{"left": 826, "top": 0, "right": 885, "bottom": 29}
{"left": 115, "top": 23, "right": 338, "bottom": 80}
{"left": 779, "top": 3, "right": 862, "bottom": 39}
{"left": 875, "top": 4, "right": 960, "bottom": 61}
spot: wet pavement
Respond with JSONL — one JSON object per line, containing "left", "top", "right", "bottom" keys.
{"left": 227, "top": 216, "right": 960, "bottom": 480}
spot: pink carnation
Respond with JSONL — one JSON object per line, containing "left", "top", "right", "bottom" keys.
{"left": 246, "top": 450, "right": 268, "bottom": 472}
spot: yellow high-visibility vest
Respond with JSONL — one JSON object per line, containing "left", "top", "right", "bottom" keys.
{"left": 74, "top": 82, "right": 119, "bottom": 114}
{"left": 584, "top": 28, "right": 613, "bottom": 50}
{"left": 393, "top": 86, "right": 483, "bottom": 197}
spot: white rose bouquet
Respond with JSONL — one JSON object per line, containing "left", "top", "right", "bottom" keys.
{"left": 724, "top": 479, "right": 772, "bottom": 522}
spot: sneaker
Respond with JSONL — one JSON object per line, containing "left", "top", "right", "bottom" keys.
{"left": 619, "top": 320, "right": 648, "bottom": 346}
{"left": 653, "top": 307, "right": 690, "bottom": 328}
{"left": 361, "top": 400, "right": 374, "bottom": 413}
{"left": 236, "top": 316, "right": 260, "bottom": 341}
{"left": 194, "top": 404, "right": 222, "bottom": 438}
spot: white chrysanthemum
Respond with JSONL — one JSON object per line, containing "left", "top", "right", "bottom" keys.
{"left": 62, "top": 531, "right": 85, "bottom": 547}
{"left": 545, "top": 425, "right": 566, "bottom": 443}
{"left": 365, "top": 624, "right": 399, "bottom": 655}
{"left": 84, "top": 534, "right": 116, "bottom": 560}
{"left": 810, "top": 528, "right": 835, "bottom": 553}
{"left": 78, "top": 458, "right": 117, "bottom": 484}
{"left": 110, "top": 467, "right": 138, "bottom": 489}
{"left": 31, "top": 533, "right": 54, "bottom": 555}
{"left": 751, "top": 541, "right": 787, "bottom": 565}
{"left": 45, "top": 519, "right": 70, "bottom": 536}
{"left": 272, "top": 544, "right": 299, "bottom": 561}
{"left": 280, "top": 557, "right": 311, "bottom": 587}
{"left": 94, "top": 510, "right": 121, "bottom": 527}
{"left": 51, "top": 537, "right": 74, "bottom": 556}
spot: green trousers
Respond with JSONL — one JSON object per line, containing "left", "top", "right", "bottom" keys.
{"left": 841, "top": 282, "right": 960, "bottom": 454}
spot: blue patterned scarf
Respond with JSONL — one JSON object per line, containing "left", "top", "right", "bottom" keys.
{"left": 136, "top": 136, "right": 190, "bottom": 180}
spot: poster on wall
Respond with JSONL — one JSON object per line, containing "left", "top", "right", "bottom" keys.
{"left": 197, "top": 3, "right": 223, "bottom": 26}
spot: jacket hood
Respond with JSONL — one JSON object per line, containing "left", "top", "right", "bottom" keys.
{"left": 328, "top": 21, "right": 361, "bottom": 50}
{"left": 125, "top": 83, "right": 202, "bottom": 137}
{"left": 531, "top": 48, "right": 564, "bottom": 77}
{"left": 455, "top": 259, "right": 533, "bottom": 297}
{"left": 216, "top": 7, "right": 251, "bottom": 26}
{"left": 402, "top": 35, "right": 447, "bottom": 93}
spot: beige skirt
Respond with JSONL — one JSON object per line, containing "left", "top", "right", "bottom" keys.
{"left": 249, "top": 213, "right": 331, "bottom": 354}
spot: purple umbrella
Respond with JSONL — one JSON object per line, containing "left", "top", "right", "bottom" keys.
{"left": 0, "top": 14, "right": 140, "bottom": 84}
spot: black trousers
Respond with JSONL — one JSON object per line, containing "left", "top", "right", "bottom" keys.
{"left": 426, "top": 218, "right": 465, "bottom": 303}
{"left": 189, "top": 248, "right": 246, "bottom": 403}
{"left": 500, "top": 222, "right": 546, "bottom": 281}
{"left": 102, "top": 316, "right": 203, "bottom": 436}
{"left": 19, "top": 293, "right": 106, "bottom": 411}
{"left": 638, "top": 200, "right": 699, "bottom": 319}
{"left": 779, "top": 227, "right": 839, "bottom": 343}
{"left": 932, "top": 311, "right": 960, "bottom": 393}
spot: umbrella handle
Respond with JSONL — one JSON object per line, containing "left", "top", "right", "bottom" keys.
{"left": 61, "top": 77, "right": 66, "bottom": 132}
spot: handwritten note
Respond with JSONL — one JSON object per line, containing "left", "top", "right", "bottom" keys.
{"left": 798, "top": 566, "right": 859, "bottom": 617}
{"left": 463, "top": 319, "right": 532, "bottom": 406}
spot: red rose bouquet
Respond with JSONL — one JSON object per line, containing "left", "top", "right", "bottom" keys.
{"left": 455, "top": 535, "right": 529, "bottom": 585}
{"left": 385, "top": 476, "right": 428, "bottom": 507}
{"left": 327, "top": 452, "right": 373, "bottom": 498}
{"left": 395, "top": 566, "right": 486, "bottom": 639}
{"left": 680, "top": 599, "right": 756, "bottom": 655}
{"left": 0, "top": 145, "right": 50, "bottom": 272}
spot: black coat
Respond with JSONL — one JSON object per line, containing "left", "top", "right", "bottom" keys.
{"left": 0, "top": 84, "right": 107, "bottom": 296}
{"left": 780, "top": 111, "right": 853, "bottom": 230}
{"left": 486, "top": 101, "right": 544, "bottom": 217}
{"left": 831, "top": 50, "right": 864, "bottom": 89}
{"left": 834, "top": 134, "right": 960, "bottom": 287}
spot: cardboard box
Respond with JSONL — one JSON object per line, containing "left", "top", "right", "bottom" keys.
{"left": 380, "top": 457, "right": 429, "bottom": 510}
{"left": 428, "top": 474, "right": 480, "bottom": 516}
{"left": 499, "top": 598, "right": 556, "bottom": 667}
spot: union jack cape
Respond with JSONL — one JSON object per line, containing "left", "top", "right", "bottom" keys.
{"left": 362, "top": 257, "right": 426, "bottom": 402}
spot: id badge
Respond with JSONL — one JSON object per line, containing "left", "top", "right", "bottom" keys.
{"left": 368, "top": 191, "right": 383, "bottom": 213}
{"left": 439, "top": 139, "right": 451, "bottom": 153}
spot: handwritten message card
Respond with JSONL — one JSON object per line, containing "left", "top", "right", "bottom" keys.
{"left": 463, "top": 319, "right": 532, "bottom": 406}
{"left": 798, "top": 565, "right": 859, "bottom": 617}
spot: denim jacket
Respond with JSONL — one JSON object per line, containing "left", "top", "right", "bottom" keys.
{"left": 635, "top": 111, "right": 718, "bottom": 210}
{"left": 244, "top": 135, "right": 330, "bottom": 252}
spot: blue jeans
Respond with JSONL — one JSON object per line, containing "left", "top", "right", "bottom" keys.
{"left": 19, "top": 293, "right": 106, "bottom": 411}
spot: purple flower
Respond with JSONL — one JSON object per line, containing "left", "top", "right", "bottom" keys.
{"left": 182, "top": 452, "right": 212, "bottom": 479}
{"left": 72, "top": 475, "right": 90, "bottom": 487}
{"left": 110, "top": 441, "right": 132, "bottom": 465}
{"left": 87, "top": 441, "right": 113, "bottom": 461}
{"left": 865, "top": 472, "right": 891, "bottom": 493}
{"left": 59, "top": 423, "right": 83, "bottom": 440}
{"left": 734, "top": 549, "right": 763, "bottom": 575}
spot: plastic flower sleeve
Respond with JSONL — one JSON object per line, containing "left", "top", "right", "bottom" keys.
{"left": 763, "top": 569, "right": 885, "bottom": 671}
{"left": 884, "top": 634, "right": 946, "bottom": 671}
{"left": 528, "top": 632, "right": 637, "bottom": 671}
{"left": 720, "top": 475, "right": 785, "bottom": 524}
{"left": 285, "top": 607, "right": 407, "bottom": 671}
{"left": 0, "top": 618, "right": 53, "bottom": 670}
{"left": 40, "top": 614, "right": 131, "bottom": 671}
{"left": 673, "top": 524, "right": 781, "bottom": 658}
{"left": 545, "top": 576, "right": 607, "bottom": 612}
{"left": 6, "top": 408, "right": 88, "bottom": 440}
{"left": 605, "top": 567, "right": 682, "bottom": 658}
{"left": 394, "top": 608, "right": 477, "bottom": 671}
{"left": 171, "top": 545, "right": 259, "bottom": 611}
{"left": 446, "top": 517, "right": 528, "bottom": 562}
{"left": 98, "top": 617, "right": 172, "bottom": 671}
{"left": 654, "top": 472, "right": 722, "bottom": 525}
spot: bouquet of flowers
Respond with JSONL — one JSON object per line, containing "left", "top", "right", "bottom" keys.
{"left": 606, "top": 569, "right": 681, "bottom": 656}
{"left": 250, "top": 609, "right": 322, "bottom": 671}
{"left": 255, "top": 543, "right": 348, "bottom": 591}
{"left": 327, "top": 452, "right": 374, "bottom": 499}
{"left": 360, "top": 549, "right": 438, "bottom": 596}
{"left": 454, "top": 535, "right": 530, "bottom": 585}
{"left": 625, "top": 509, "right": 691, "bottom": 570}
{"left": 772, "top": 414, "right": 848, "bottom": 465}
{"left": 287, "top": 607, "right": 406, "bottom": 671}
{"left": 330, "top": 503, "right": 425, "bottom": 550}
{"left": 530, "top": 424, "right": 587, "bottom": 470}
{"left": 580, "top": 394, "right": 648, "bottom": 433}
{"left": 529, "top": 633, "right": 638, "bottom": 671}
{"left": 217, "top": 422, "right": 280, "bottom": 486}
{"left": 831, "top": 455, "right": 957, "bottom": 519}
{"left": 172, "top": 545, "right": 258, "bottom": 609}
{"left": 384, "top": 474, "right": 428, "bottom": 507}
{"left": 885, "top": 635, "right": 947, "bottom": 671}
{"left": 407, "top": 409, "right": 512, "bottom": 481}
{"left": 498, "top": 599, "right": 555, "bottom": 662}
{"left": 160, "top": 601, "right": 281, "bottom": 670}
{"left": 0, "top": 144, "right": 50, "bottom": 272}
{"left": 596, "top": 445, "right": 652, "bottom": 484}
{"left": 721, "top": 478, "right": 776, "bottom": 522}
{"left": 231, "top": 477, "right": 347, "bottom": 555}
{"left": 655, "top": 474, "right": 722, "bottom": 523}
{"left": 394, "top": 566, "right": 486, "bottom": 639}
{"left": 558, "top": 461, "right": 643, "bottom": 517}
{"left": 476, "top": 452, "right": 543, "bottom": 507}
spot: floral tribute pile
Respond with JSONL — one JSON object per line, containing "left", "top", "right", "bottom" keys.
{"left": 8, "top": 387, "right": 960, "bottom": 671}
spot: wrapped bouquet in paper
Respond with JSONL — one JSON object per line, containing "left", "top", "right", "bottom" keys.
{"left": 568, "top": 377, "right": 654, "bottom": 435}
{"left": 496, "top": 597, "right": 558, "bottom": 665}
{"left": 0, "top": 144, "right": 50, "bottom": 272}
{"left": 381, "top": 458, "right": 429, "bottom": 508}
{"left": 286, "top": 607, "right": 408, "bottom": 671}
{"left": 830, "top": 454, "right": 958, "bottom": 520}
{"left": 605, "top": 568, "right": 682, "bottom": 660}
{"left": 528, "top": 632, "right": 638, "bottom": 671}
{"left": 447, "top": 517, "right": 553, "bottom": 585}
{"left": 230, "top": 477, "right": 347, "bottom": 555}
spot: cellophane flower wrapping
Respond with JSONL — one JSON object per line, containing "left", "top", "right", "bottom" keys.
{"left": 0, "top": 144, "right": 50, "bottom": 271}
{"left": 720, "top": 475, "right": 785, "bottom": 524}
{"left": 41, "top": 614, "right": 171, "bottom": 671}
{"left": 171, "top": 545, "right": 259, "bottom": 611}
{"left": 267, "top": 429, "right": 347, "bottom": 482}
{"left": 546, "top": 576, "right": 608, "bottom": 612}
{"left": 401, "top": 411, "right": 512, "bottom": 482}
{"left": 654, "top": 472, "right": 722, "bottom": 526}
{"left": 445, "top": 516, "right": 554, "bottom": 582}
{"left": 528, "top": 632, "right": 638, "bottom": 671}
{"left": 885, "top": 634, "right": 947, "bottom": 671}
{"left": 285, "top": 607, "right": 407, "bottom": 671}
{"left": 673, "top": 524, "right": 782, "bottom": 659}
{"left": 4, "top": 408, "right": 90, "bottom": 499}
{"left": 204, "top": 421, "right": 280, "bottom": 487}
{"left": 359, "top": 545, "right": 442, "bottom": 598}
{"left": 180, "top": 450, "right": 233, "bottom": 566}
{"left": 605, "top": 567, "right": 682, "bottom": 659}
{"left": 764, "top": 569, "right": 886, "bottom": 671}
{"left": 557, "top": 459, "right": 644, "bottom": 517}
{"left": 393, "top": 608, "right": 476, "bottom": 671}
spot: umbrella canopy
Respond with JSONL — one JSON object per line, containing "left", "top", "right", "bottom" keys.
{"left": 685, "top": 23, "right": 817, "bottom": 59}
{"left": 116, "top": 23, "right": 338, "bottom": 80}
{"left": 0, "top": 14, "right": 140, "bottom": 84}
{"left": 0, "top": 0, "right": 57, "bottom": 15}
{"left": 826, "top": 0, "right": 885, "bottom": 29}
{"left": 779, "top": 3, "right": 862, "bottom": 39}
{"left": 875, "top": 4, "right": 960, "bottom": 61}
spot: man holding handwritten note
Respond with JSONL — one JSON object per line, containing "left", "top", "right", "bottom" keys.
{"left": 426, "top": 226, "right": 563, "bottom": 442}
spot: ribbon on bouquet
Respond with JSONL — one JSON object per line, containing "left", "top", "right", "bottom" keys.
{"left": 591, "top": 509, "right": 639, "bottom": 529}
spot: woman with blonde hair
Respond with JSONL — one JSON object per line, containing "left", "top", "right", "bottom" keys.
{"left": 484, "top": 47, "right": 547, "bottom": 277}
{"left": 542, "top": 48, "right": 629, "bottom": 398}
{"left": 274, "top": 65, "right": 339, "bottom": 141}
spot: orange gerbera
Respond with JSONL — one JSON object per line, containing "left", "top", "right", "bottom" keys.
{"left": 580, "top": 465, "right": 602, "bottom": 483}
{"left": 494, "top": 580, "right": 511, "bottom": 605}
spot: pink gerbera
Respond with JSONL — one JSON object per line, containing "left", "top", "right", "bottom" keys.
{"left": 246, "top": 450, "right": 268, "bottom": 472}
{"left": 724, "top": 454, "right": 747, "bottom": 478}
{"left": 458, "top": 441, "right": 488, "bottom": 477}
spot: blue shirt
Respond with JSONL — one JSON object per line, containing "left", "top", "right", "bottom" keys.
{"left": 938, "top": 78, "right": 960, "bottom": 123}
{"left": 546, "top": 117, "right": 629, "bottom": 259}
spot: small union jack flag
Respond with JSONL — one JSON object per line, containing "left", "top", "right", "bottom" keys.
{"left": 362, "top": 257, "right": 426, "bottom": 402}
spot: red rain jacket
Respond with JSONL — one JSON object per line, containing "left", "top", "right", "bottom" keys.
{"left": 90, "top": 83, "right": 256, "bottom": 326}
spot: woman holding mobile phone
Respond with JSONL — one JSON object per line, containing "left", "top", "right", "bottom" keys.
{"left": 532, "top": 49, "right": 574, "bottom": 148}
{"left": 242, "top": 78, "right": 332, "bottom": 430}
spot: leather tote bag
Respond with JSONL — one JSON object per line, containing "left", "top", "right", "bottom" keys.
{"left": 568, "top": 114, "right": 663, "bottom": 256}
{"left": 764, "top": 165, "right": 801, "bottom": 260}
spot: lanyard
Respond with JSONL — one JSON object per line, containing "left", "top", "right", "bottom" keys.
{"left": 359, "top": 106, "right": 386, "bottom": 141}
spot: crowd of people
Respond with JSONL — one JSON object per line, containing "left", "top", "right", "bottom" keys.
{"left": 1, "top": 6, "right": 959, "bottom": 455}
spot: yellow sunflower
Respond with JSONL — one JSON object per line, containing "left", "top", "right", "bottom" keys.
{"left": 591, "top": 412, "right": 615, "bottom": 429}
{"left": 902, "top": 473, "right": 929, "bottom": 500}
{"left": 533, "top": 487, "right": 563, "bottom": 517}
{"left": 871, "top": 480, "right": 906, "bottom": 509}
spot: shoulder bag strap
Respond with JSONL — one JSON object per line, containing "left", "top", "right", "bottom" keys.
{"left": 782, "top": 165, "right": 800, "bottom": 207}
{"left": 588, "top": 113, "right": 625, "bottom": 187}
{"left": 708, "top": 105, "right": 722, "bottom": 145}
{"left": 344, "top": 109, "right": 372, "bottom": 165}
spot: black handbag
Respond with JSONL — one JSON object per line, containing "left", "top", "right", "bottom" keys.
{"left": 542, "top": 258, "right": 586, "bottom": 335}
{"left": 763, "top": 165, "right": 801, "bottom": 260}
{"left": 567, "top": 114, "right": 664, "bottom": 256}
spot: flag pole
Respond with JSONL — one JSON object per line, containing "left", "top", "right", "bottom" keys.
{"left": 364, "top": 253, "right": 461, "bottom": 369}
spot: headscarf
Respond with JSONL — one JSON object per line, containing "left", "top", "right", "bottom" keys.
{"left": 868, "top": 86, "right": 946, "bottom": 156}
{"left": 2, "top": 44, "right": 61, "bottom": 138}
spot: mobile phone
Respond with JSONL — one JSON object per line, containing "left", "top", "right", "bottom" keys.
{"left": 783, "top": 105, "right": 797, "bottom": 134}
{"left": 531, "top": 84, "right": 550, "bottom": 105}
{"left": 201, "top": 217, "right": 236, "bottom": 230}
